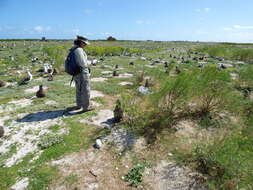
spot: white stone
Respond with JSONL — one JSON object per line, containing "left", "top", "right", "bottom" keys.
{"left": 91, "top": 77, "right": 108, "bottom": 82}
{"left": 119, "top": 82, "right": 133, "bottom": 86}
{"left": 10, "top": 178, "right": 29, "bottom": 190}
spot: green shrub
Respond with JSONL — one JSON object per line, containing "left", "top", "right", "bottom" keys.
{"left": 193, "top": 45, "right": 253, "bottom": 63}
{"left": 185, "top": 129, "right": 253, "bottom": 189}
{"left": 38, "top": 134, "right": 63, "bottom": 149}
{"left": 123, "top": 161, "right": 150, "bottom": 186}
{"left": 86, "top": 45, "right": 144, "bottom": 56}
{"left": 191, "top": 67, "right": 233, "bottom": 115}
{"left": 43, "top": 46, "right": 67, "bottom": 72}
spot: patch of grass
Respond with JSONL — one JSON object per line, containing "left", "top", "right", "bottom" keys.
{"left": 65, "top": 174, "right": 78, "bottom": 185}
{"left": 48, "top": 125, "right": 61, "bottom": 133}
{"left": 0, "top": 144, "right": 17, "bottom": 167}
{"left": 177, "top": 127, "right": 253, "bottom": 190}
{"left": 27, "top": 166, "right": 59, "bottom": 190}
{"left": 38, "top": 134, "right": 64, "bottom": 149}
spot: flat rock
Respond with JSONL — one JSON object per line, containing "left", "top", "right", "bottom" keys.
{"left": 50, "top": 149, "right": 128, "bottom": 190}
{"left": 101, "top": 71, "right": 113, "bottom": 75}
{"left": 25, "top": 86, "right": 48, "bottom": 94}
{"left": 80, "top": 109, "right": 114, "bottom": 128}
{"left": 116, "top": 73, "right": 133, "bottom": 78}
{"left": 45, "top": 100, "right": 57, "bottom": 105}
{"left": 91, "top": 77, "right": 108, "bottom": 82}
{"left": 103, "top": 128, "right": 136, "bottom": 151}
{"left": 119, "top": 82, "right": 134, "bottom": 86}
{"left": 10, "top": 177, "right": 29, "bottom": 190}
{"left": 144, "top": 160, "right": 208, "bottom": 190}
{"left": 90, "top": 90, "right": 105, "bottom": 99}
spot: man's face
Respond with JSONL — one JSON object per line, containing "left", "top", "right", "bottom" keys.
{"left": 80, "top": 41, "right": 86, "bottom": 48}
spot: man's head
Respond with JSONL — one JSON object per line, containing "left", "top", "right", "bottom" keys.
{"left": 74, "top": 35, "right": 90, "bottom": 48}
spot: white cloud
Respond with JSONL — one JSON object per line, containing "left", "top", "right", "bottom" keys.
{"left": 33, "top": 26, "right": 51, "bottom": 33}
{"left": 196, "top": 8, "right": 211, "bottom": 13}
{"left": 72, "top": 29, "right": 80, "bottom": 35}
{"left": 135, "top": 20, "right": 153, "bottom": 25}
{"left": 223, "top": 25, "right": 253, "bottom": 31}
{"left": 84, "top": 9, "right": 93, "bottom": 15}
{"left": 204, "top": 8, "right": 210, "bottom": 12}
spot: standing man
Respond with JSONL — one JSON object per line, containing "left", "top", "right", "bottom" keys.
{"left": 68, "top": 35, "right": 94, "bottom": 113}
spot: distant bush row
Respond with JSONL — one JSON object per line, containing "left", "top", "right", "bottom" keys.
{"left": 193, "top": 45, "right": 253, "bottom": 63}
{"left": 85, "top": 45, "right": 144, "bottom": 56}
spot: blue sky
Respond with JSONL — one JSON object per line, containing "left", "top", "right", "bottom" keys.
{"left": 0, "top": 0, "right": 253, "bottom": 42}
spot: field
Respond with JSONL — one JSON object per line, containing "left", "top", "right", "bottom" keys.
{"left": 0, "top": 39, "right": 253, "bottom": 190}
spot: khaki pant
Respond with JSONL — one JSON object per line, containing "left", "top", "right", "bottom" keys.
{"left": 74, "top": 73, "right": 90, "bottom": 109}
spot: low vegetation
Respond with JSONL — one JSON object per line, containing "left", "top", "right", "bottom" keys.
{"left": 1, "top": 40, "right": 253, "bottom": 190}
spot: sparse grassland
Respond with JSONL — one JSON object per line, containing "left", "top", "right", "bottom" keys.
{"left": 0, "top": 40, "right": 253, "bottom": 190}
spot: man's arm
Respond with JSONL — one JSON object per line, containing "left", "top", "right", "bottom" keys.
{"left": 74, "top": 48, "right": 88, "bottom": 68}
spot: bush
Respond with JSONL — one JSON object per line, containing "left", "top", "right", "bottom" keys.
{"left": 193, "top": 45, "right": 253, "bottom": 63}
{"left": 185, "top": 129, "right": 253, "bottom": 189}
{"left": 43, "top": 46, "right": 67, "bottom": 72}
{"left": 38, "top": 134, "right": 63, "bottom": 149}
{"left": 124, "top": 67, "right": 242, "bottom": 140}
{"left": 191, "top": 67, "right": 233, "bottom": 115}
{"left": 86, "top": 46, "right": 144, "bottom": 56}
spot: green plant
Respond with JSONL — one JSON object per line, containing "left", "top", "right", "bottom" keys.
{"left": 184, "top": 129, "right": 253, "bottom": 190}
{"left": 38, "top": 134, "right": 64, "bottom": 149}
{"left": 123, "top": 161, "right": 150, "bottom": 186}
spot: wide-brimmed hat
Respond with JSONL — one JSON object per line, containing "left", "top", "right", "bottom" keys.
{"left": 76, "top": 35, "right": 90, "bottom": 45}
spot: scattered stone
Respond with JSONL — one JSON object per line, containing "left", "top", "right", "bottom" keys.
{"left": 81, "top": 109, "right": 114, "bottom": 128}
{"left": 91, "top": 77, "right": 108, "bottom": 82}
{"left": 90, "top": 90, "right": 105, "bottom": 99}
{"left": 10, "top": 177, "right": 29, "bottom": 190}
{"left": 119, "top": 81, "right": 133, "bottom": 86}
{"left": 9, "top": 99, "right": 32, "bottom": 108}
{"left": 144, "top": 160, "right": 208, "bottom": 190}
{"left": 101, "top": 70, "right": 112, "bottom": 75}
{"left": 141, "top": 57, "right": 146, "bottom": 61}
{"left": 138, "top": 86, "right": 150, "bottom": 94}
{"left": 117, "top": 73, "right": 133, "bottom": 78}
{"left": 0, "top": 111, "right": 65, "bottom": 167}
{"left": 45, "top": 100, "right": 57, "bottom": 105}
{"left": 103, "top": 128, "right": 136, "bottom": 151}
{"left": 145, "top": 64, "right": 156, "bottom": 68}
{"left": 50, "top": 149, "right": 126, "bottom": 190}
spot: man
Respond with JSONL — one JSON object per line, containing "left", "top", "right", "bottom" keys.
{"left": 68, "top": 35, "right": 94, "bottom": 113}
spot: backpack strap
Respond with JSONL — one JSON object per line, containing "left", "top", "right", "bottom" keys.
{"left": 70, "top": 75, "right": 74, "bottom": 87}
